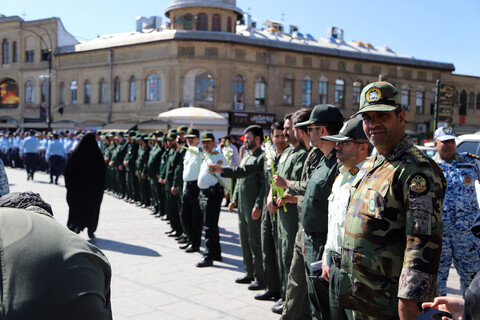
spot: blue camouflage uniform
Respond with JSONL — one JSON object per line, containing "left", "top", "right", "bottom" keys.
{"left": 434, "top": 151, "right": 480, "bottom": 296}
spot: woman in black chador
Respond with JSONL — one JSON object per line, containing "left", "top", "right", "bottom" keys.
{"left": 65, "top": 132, "right": 105, "bottom": 238}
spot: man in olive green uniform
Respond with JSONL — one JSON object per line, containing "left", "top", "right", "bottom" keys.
{"left": 157, "top": 137, "right": 169, "bottom": 219}
{"left": 212, "top": 125, "right": 266, "bottom": 290}
{"left": 123, "top": 131, "right": 139, "bottom": 203}
{"left": 109, "top": 132, "right": 128, "bottom": 199}
{"left": 101, "top": 134, "right": 113, "bottom": 193}
{"left": 147, "top": 132, "right": 163, "bottom": 215}
{"left": 135, "top": 134, "right": 151, "bottom": 208}
{"left": 339, "top": 82, "right": 446, "bottom": 320}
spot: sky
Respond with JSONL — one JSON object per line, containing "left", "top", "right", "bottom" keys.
{"left": 3, "top": 0, "right": 480, "bottom": 77}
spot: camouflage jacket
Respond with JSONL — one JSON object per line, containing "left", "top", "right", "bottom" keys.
{"left": 339, "top": 135, "right": 446, "bottom": 319}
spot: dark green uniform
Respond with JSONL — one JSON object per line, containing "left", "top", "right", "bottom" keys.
{"left": 222, "top": 147, "right": 265, "bottom": 283}
{"left": 103, "top": 140, "right": 116, "bottom": 192}
{"left": 135, "top": 141, "right": 151, "bottom": 207}
{"left": 158, "top": 145, "right": 169, "bottom": 217}
{"left": 163, "top": 148, "right": 184, "bottom": 235}
{"left": 124, "top": 140, "right": 139, "bottom": 202}
{"left": 301, "top": 148, "right": 339, "bottom": 320}
{"left": 147, "top": 143, "right": 163, "bottom": 214}
{"left": 110, "top": 139, "right": 128, "bottom": 198}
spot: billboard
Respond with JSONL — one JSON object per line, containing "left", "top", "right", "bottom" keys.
{"left": 0, "top": 79, "right": 19, "bottom": 109}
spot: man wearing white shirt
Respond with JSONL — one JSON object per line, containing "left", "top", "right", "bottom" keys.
{"left": 320, "top": 118, "right": 372, "bottom": 320}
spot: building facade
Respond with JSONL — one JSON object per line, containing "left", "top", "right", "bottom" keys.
{"left": 0, "top": 0, "right": 478, "bottom": 138}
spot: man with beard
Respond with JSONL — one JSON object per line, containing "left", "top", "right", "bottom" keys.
{"left": 211, "top": 125, "right": 265, "bottom": 290}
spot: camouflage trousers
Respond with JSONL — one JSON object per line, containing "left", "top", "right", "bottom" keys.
{"left": 439, "top": 229, "right": 480, "bottom": 296}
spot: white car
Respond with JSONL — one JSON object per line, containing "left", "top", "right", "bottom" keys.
{"left": 456, "top": 134, "right": 480, "bottom": 156}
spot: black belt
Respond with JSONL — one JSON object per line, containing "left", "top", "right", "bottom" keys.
{"left": 200, "top": 183, "right": 223, "bottom": 195}
{"left": 330, "top": 251, "right": 341, "bottom": 269}
{"left": 186, "top": 180, "right": 198, "bottom": 186}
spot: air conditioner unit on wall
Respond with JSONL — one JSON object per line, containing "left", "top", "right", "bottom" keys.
{"left": 417, "top": 123, "right": 427, "bottom": 133}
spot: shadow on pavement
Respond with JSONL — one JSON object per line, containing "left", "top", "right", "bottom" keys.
{"left": 89, "top": 238, "right": 161, "bottom": 257}
{"left": 447, "top": 287, "right": 462, "bottom": 296}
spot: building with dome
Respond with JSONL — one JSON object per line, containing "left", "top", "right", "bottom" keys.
{"left": 0, "top": 0, "right": 478, "bottom": 138}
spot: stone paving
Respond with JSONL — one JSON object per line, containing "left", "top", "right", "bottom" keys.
{"left": 6, "top": 166, "right": 461, "bottom": 319}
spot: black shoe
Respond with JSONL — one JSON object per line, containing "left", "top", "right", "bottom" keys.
{"left": 168, "top": 233, "right": 181, "bottom": 238}
{"left": 88, "top": 231, "right": 95, "bottom": 239}
{"left": 254, "top": 290, "right": 281, "bottom": 301}
{"left": 248, "top": 280, "right": 265, "bottom": 291}
{"left": 213, "top": 256, "right": 223, "bottom": 262}
{"left": 165, "top": 229, "right": 175, "bottom": 234}
{"left": 185, "top": 246, "right": 199, "bottom": 253}
{"left": 196, "top": 258, "right": 213, "bottom": 268}
{"left": 179, "top": 243, "right": 191, "bottom": 250}
{"left": 271, "top": 300, "right": 284, "bottom": 314}
{"left": 235, "top": 275, "right": 254, "bottom": 284}
{"left": 177, "top": 237, "right": 188, "bottom": 244}
{"left": 161, "top": 216, "right": 169, "bottom": 221}
{"left": 174, "top": 235, "right": 184, "bottom": 241}
{"left": 154, "top": 213, "right": 163, "bottom": 218}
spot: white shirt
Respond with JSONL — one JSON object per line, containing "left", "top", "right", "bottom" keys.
{"left": 183, "top": 146, "right": 203, "bottom": 182}
{"left": 197, "top": 151, "right": 230, "bottom": 190}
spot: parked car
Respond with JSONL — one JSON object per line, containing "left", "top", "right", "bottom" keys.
{"left": 456, "top": 134, "right": 480, "bottom": 156}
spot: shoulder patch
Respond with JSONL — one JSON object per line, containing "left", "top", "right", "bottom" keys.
{"left": 217, "top": 160, "right": 223, "bottom": 165}
{"left": 467, "top": 152, "right": 480, "bottom": 160}
{"left": 407, "top": 147, "right": 430, "bottom": 165}
{"left": 409, "top": 174, "right": 429, "bottom": 195}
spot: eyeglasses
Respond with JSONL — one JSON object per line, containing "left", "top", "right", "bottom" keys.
{"left": 307, "top": 126, "right": 325, "bottom": 133}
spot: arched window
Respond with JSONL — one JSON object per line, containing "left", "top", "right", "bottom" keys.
{"left": 25, "top": 81, "right": 34, "bottom": 103}
{"left": 2, "top": 39, "right": 10, "bottom": 64}
{"left": 146, "top": 73, "right": 161, "bottom": 101}
{"left": 196, "top": 13, "right": 208, "bottom": 31}
{"left": 183, "top": 14, "right": 194, "bottom": 30}
{"left": 212, "top": 14, "right": 221, "bottom": 31}
{"left": 41, "top": 80, "right": 49, "bottom": 104}
{"left": 227, "top": 17, "right": 232, "bottom": 33}
{"left": 319, "top": 76, "right": 328, "bottom": 104}
{"left": 352, "top": 81, "right": 362, "bottom": 106}
{"left": 84, "top": 80, "right": 91, "bottom": 104}
{"left": 129, "top": 76, "right": 136, "bottom": 102}
{"left": 459, "top": 90, "right": 467, "bottom": 116}
{"left": 255, "top": 77, "right": 266, "bottom": 106}
{"left": 233, "top": 75, "right": 244, "bottom": 109}
{"left": 70, "top": 80, "right": 77, "bottom": 105}
{"left": 59, "top": 82, "right": 65, "bottom": 105}
{"left": 195, "top": 73, "right": 214, "bottom": 101}
{"left": 12, "top": 41, "right": 17, "bottom": 63}
{"left": 114, "top": 77, "right": 121, "bottom": 102}
{"left": 283, "top": 75, "right": 294, "bottom": 105}
{"left": 334, "top": 79, "right": 345, "bottom": 108}
{"left": 302, "top": 76, "right": 312, "bottom": 107}
{"left": 477, "top": 92, "right": 480, "bottom": 110}
{"left": 99, "top": 78, "right": 106, "bottom": 104}
{"left": 468, "top": 92, "right": 475, "bottom": 110}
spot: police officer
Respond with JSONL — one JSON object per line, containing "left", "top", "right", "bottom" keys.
{"left": 433, "top": 126, "right": 480, "bottom": 296}
{"left": 196, "top": 132, "right": 229, "bottom": 267}
{"left": 181, "top": 128, "right": 203, "bottom": 252}
{"left": 339, "top": 82, "right": 447, "bottom": 319}
{"left": 146, "top": 132, "right": 163, "bottom": 215}
{"left": 45, "top": 133, "right": 66, "bottom": 184}
{"left": 135, "top": 134, "right": 151, "bottom": 208}
{"left": 123, "top": 131, "right": 139, "bottom": 203}
{"left": 320, "top": 118, "right": 371, "bottom": 320}
{"left": 109, "top": 132, "right": 128, "bottom": 199}
{"left": 20, "top": 130, "right": 40, "bottom": 181}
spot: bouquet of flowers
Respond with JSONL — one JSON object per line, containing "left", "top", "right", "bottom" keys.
{"left": 182, "top": 146, "right": 228, "bottom": 190}
{"left": 264, "top": 137, "right": 287, "bottom": 214}
{"left": 224, "top": 140, "right": 234, "bottom": 196}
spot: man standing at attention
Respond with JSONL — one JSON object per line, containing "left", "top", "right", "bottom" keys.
{"left": 339, "top": 82, "right": 447, "bottom": 319}
{"left": 433, "top": 126, "right": 480, "bottom": 296}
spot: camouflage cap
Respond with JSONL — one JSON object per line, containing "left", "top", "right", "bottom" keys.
{"left": 177, "top": 125, "right": 189, "bottom": 133}
{"left": 165, "top": 132, "right": 177, "bottom": 141}
{"left": 351, "top": 81, "right": 401, "bottom": 117}
{"left": 321, "top": 118, "right": 367, "bottom": 142}
{"left": 294, "top": 104, "right": 344, "bottom": 127}
{"left": 185, "top": 128, "right": 200, "bottom": 138}
{"left": 200, "top": 132, "right": 215, "bottom": 142}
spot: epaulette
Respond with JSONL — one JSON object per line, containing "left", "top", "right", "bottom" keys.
{"left": 406, "top": 146, "right": 430, "bottom": 165}
{"left": 213, "top": 151, "right": 219, "bottom": 155}
{"left": 465, "top": 152, "right": 480, "bottom": 160}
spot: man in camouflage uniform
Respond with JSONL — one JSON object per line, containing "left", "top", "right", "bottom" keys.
{"left": 433, "top": 126, "right": 480, "bottom": 296}
{"left": 339, "top": 82, "right": 447, "bottom": 319}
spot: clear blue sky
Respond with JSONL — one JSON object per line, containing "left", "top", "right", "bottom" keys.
{"left": 4, "top": 0, "right": 480, "bottom": 76}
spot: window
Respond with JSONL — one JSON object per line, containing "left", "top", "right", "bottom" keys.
{"left": 59, "top": 82, "right": 65, "bottom": 105}
{"left": 255, "top": 77, "right": 266, "bottom": 106}
{"left": 99, "top": 78, "right": 106, "bottom": 104}
{"left": 41, "top": 80, "right": 49, "bottom": 104}
{"left": 129, "top": 76, "right": 136, "bottom": 102}
{"left": 212, "top": 14, "right": 221, "bottom": 31}
{"left": 41, "top": 49, "right": 50, "bottom": 61}
{"left": 415, "top": 90, "right": 424, "bottom": 114}
{"left": 25, "top": 50, "right": 35, "bottom": 63}
{"left": 459, "top": 90, "right": 467, "bottom": 116}
{"left": 477, "top": 93, "right": 480, "bottom": 110}
{"left": 25, "top": 81, "right": 34, "bottom": 103}
{"left": 84, "top": 80, "right": 91, "bottom": 104}
{"left": 283, "top": 78, "right": 294, "bottom": 105}
{"left": 468, "top": 92, "right": 474, "bottom": 110}
{"left": 146, "top": 73, "right": 161, "bottom": 101}
{"left": 334, "top": 79, "right": 345, "bottom": 108}
{"left": 184, "top": 14, "right": 194, "bottom": 30}
{"left": 70, "top": 80, "right": 77, "bottom": 105}
{"left": 302, "top": 77, "right": 312, "bottom": 107}
{"left": 114, "top": 77, "right": 120, "bottom": 102}
{"left": 227, "top": 17, "right": 232, "bottom": 33}
{"left": 196, "top": 13, "right": 208, "bottom": 31}
{"left": 353, "top": 81, "right": 362, "bottom": 106}
{"left": 12, "top": 41, "right": 17, "bottom": 63}
{"left": 2, "top": 39, "right": 10, "bottom": 64}
{"left": 318, "top": 77, "right": 328, "bottom": 104}
{"left": 195, "top": 73, "right": 214, "bottom": 101}
{"left": 401, "top": 89, "right": 410, "bottom": 107}
{"left": 233, "top": 75, "right": 244, "bottom": 109}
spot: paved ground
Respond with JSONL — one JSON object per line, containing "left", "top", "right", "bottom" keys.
{"left": 6, "top": 167, "right": 462, "bottom": 319}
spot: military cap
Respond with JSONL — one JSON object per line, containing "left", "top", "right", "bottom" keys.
{"left": 156, "top": 130, "right": 164, "bottom": 137}
{"left": 177, "top": 125, "right": 189, "bottom": 133}
{"left": 295, "top": 104, "right": 344, "bottom": 127}
{"left": 165, "top": 132, "right": 177, "bottom": 141}
{"left": 106, "top": 133, "right": 113, "bottom": 138}
{"left": 148, "top": 133, "right": 156, "bottom": 140}
{"left": 168, "top": 128, "right": 177, "bottom": 135}
{"left": 200, "top": 132, "right": 215, "bottom": 142}
{"left": 157, "top": 136, "right": 164, "bottom": 142}
{"left": 351, "top": 81, "right": 401, "bottom": 117}
{"left": 101, "top": 135, "right": 106, "bottom": 140}
{"left": 185, "top": 128, "right": 200, "bottom": 138}
{"left": 321, "top": 118, "right": 367, "bottom": 142}
{"left": 434, "top": 126, "right": 456, "bottom": 141}
{"left": 128, "top": 131, "right": 136, "bottom": 137}
{"left": 117, "top": 132, "right": 124, "bottom": 137}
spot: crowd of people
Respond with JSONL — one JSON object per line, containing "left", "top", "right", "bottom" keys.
{"left": 2, "top": 81, "right": 480, "bottom": 320}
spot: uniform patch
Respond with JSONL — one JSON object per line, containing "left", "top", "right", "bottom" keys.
{"left": 217, "top": 160, "right": 223, "bottom": 165}
{"left": 464, "top": 174, "right": 473, "bottom": 185}
{"left": 365, "top": 87, "right": 382, "bottom": 102}
{"left": 349, "top": 166, "right": 359, "bottom": 176}
{"left": 409, "top": 174, "right": 428, "bottom": 194}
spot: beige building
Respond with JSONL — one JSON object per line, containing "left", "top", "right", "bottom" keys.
{"left": 0, "top": 0, "right": 478, "bottom": 138}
